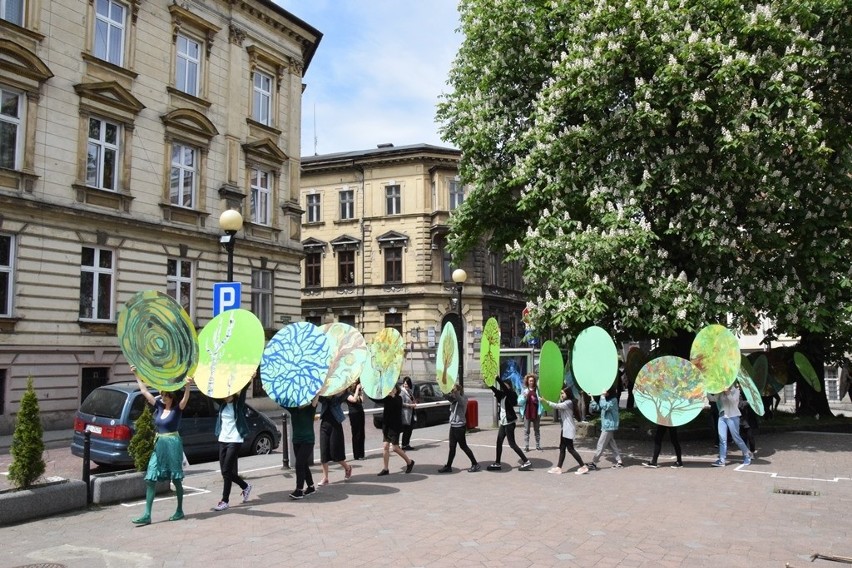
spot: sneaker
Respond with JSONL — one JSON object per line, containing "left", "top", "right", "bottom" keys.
{"left": 468, "top": 464, "right": 481, "bottom": 473}
{"left": 536, "top": 446, "right": 543, "bottom": 451}
{"left": 519, "top": 460, "right": 532, "bottom": 471}
{"left": 344, "top": 465, "right": 353, "bottom": 480}
{"left": 742, "top": 457, "right": 752, "bottom": 466}
{"left": 613, "top": 462, "right": 624, "bottom": 469}
{"left": 524, "top": 447, "right": 530, "bottom": 452}
{"left": 304, "top": 486, "right": 316, "bottom": 497}
{"left": 670, "top": 462, "right": 684, "bottom": 469}
{"left": 289, "top": 490, "right": 304, "bottom": 500}
{"left": 402, "top": 445, "right": 414, "bottom": 451}
{"left": 711, "top": 459, "right": 726, "bottom": 467}
{"left": 438, "top": 465, "right": 452, "bottom": 473}
{"left": 575, "top": 465, "right": 589, "bottom": 475}
{"left": 586, "top": 462, "right": 598, "bottom": 471}
{"left": 547, "top": 467, "right": 562, "bottom": 474}
{"left": 642, "top": 462, "right": 658, "bottom": 469}
{"left": 317, "top": 478, "right": 330, "bottom": 487}
{"left": 487, "top": 463, "right": 502, "bottom": 471}
{"left": 405, "top": 460, "right": 415, "bottom": 473}
{"left": 213, "top": 501, "right": 229, "bottom": 511}
{"left": 377, "top": 469, "right": 389, "bottom": 476}
{"left": 241, "top": 484, "right": 252, "bottom": 503}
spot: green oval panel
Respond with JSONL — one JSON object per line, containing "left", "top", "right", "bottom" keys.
{"left": 319, "top": 322, "right": 368, "bottom": 396}
{"left": 690, "top": 324, "right": 740, "bottom": 394}
{"left": 195, "top": 309, "right": 265, "bottom": 399}
{"left": 538, "top": 341, "right": 564, "bottom": 403}
{"left": 737, "top": 359, "right": 765, "bottom": 416}
{"left": 794, "top": 352, "right": 821, "bottom": 392}
{"left": 480, "top": 318, "right": 501, "bottom": 387}
{"left": 634, "top": 356, "right": 705, "bottom": 427}
{"left": 436, "top": 324, "right": 459, "bottom": 394}
{"left": 572, "top": 326, "right": 618, "bottom": 395}
{"left": 752, "top": 354, "right": 768, "bottom": 393}
{"left": 361, "top": 327, "right": 405, "bottom": 400}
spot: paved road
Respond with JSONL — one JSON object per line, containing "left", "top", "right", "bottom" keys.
{"left": 1, "top": 421, "right": 850, "bottom": 568}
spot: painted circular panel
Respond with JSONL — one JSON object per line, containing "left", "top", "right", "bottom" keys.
{"left": 634, "top": 356, "right": 705, "bottom": 427}
{"left": 261, "top": 322, "right": 330, "bottom": 408}
{"left": 480, "top": 318, "right": 501, "bottom": 387}
{"left": 752, "top": 354, "right": 769, "bottom": 394}
{"left": 436, "top": 324, "right": 459, "bottom": 394}
{"left": 538, "top": 340, "right": 564, "bottom": 403}
{"left": 195, "top": 309, "right": 265, "bottom": 399}
{"left": 690, "top": 324, "right": 740, "bottom": 394}
{"left": 572, "top": 326, "right": 618, "bottom": 395}
{"left": 737, "top": 357, "right": 765, "bottom": 416}
{"left": 794, "top": 352, "right": 821, "bottom": 392}
{"left": 117, "top": 290, "right": 198, "bottom": 391}
{"left": 318, "top": 322, "right": 368, "bottom": 396}
{"left": 361, "top": 327, "right": 405, "bottom": 400}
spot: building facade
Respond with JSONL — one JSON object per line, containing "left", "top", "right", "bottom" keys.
{"left": 299, "top": 144, "right": 526, "bottom": 385}
{"left": 0, "top": 0, "right": 320, "bottom": 432}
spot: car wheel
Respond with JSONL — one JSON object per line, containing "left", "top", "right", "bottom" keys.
{"left": 416, "top": 411, "right": 427, "bottom": 428}
{"left": 251, "top": 432, "right": 274, "bottom": 455}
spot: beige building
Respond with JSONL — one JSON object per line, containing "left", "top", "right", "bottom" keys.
{"left": 0, "top": 0, "right": 321, "bottom": 432}
{"left": 299, "top": 144, "right": 526, "bottom": 385}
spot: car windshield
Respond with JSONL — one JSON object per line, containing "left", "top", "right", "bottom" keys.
{"left": 79, "top": 389, "right": 128, "bottom": 419}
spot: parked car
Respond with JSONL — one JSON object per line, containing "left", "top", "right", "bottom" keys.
{"left": 71, "top": 382, "right": 281, "bottom": 467}
{"left": 370, "top": 380, "right": 451, "bottom": 429}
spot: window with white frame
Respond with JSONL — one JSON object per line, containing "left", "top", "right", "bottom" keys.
{"left": 166, "top": 258, "right": 193, "bottom": 317}
{"left": 449, "top": 179, "right": 465, "bottom": 210}
{"left": 386, "top": 184, "right": 401, "bottom": 215}
{"left": 824, "top": 366, "right": 839, "bottom": 401}
{"left": 1, "top": 0, "right": 24, "bottom": 26}
{"left": 94, "top": 0, "right": 126, "bottom": 66}
{"left": 0, "top": 88, "right": 22, "bottom": 170}
{"left": 86, "top": 117, "right": 119, "bottom": 191}
{"left": 175, "top": 34, "right": 200, "bottom": 97}
{"left": 251, "top": 269, "right": 273, "bottom": 328}
{"left": 252, "top": 70, "right": 272, "bottom": 126}
{"left": 0, "top": 233, "right": 14, "bottom": 317}
{"left": 79, "top": 246, "right": 114, "bottom": 320}
{"left": 306, "top": 194, "right": 321, "bottom": 223}
{"left": 170, "top": 143, "right": 197, "bottom": 208}
{"left": 250, "top": 168, "right": 271, "bottom": 226}
{"left": 339, "top": 189, "right": 354, "bottom": 220}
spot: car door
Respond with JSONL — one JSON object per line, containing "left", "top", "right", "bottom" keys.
{"left": 179, "top": 392, "right": 217, "bottom": 459}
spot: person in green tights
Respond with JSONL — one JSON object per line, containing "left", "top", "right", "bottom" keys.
{"left": 131, "top": 366, "right": 192, "bottom": 525}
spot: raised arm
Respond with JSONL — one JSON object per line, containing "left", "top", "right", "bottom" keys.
{"left": 178, "top": 377, "right": 193, "bottom": 410}
{"left": 131, "top": 366, "right": 156, "bottom": 406}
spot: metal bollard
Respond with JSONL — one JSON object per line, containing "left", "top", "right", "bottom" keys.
{"left": 83, "top": 431, "right": 92, "bottom": 505}
{"left": 281, "top": 412, "right": 290, "bottom": 469}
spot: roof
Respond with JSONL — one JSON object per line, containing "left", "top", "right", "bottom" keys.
{"left": 301, "top": 143, "right": 460, "bottom": 171}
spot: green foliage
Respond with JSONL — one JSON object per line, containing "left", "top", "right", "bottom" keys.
{"left": 8, "top": 377, "right": 46, "bottom": 489}
{"left": 438, "top": 0, "right": 852, "bottom": 353}
{"left": 128, "top": 405, "right": 155, "bottom": 472}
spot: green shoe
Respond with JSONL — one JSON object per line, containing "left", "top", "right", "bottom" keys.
{"left": 168, "top": 511, "right": 185, "bottom": 521}
{"left": 131, "top": 515, "right": 151, "bottom": 526}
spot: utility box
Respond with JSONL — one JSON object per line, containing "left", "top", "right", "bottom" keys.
{"left": 466, "top": 399, "right": 478, "bottom": 430}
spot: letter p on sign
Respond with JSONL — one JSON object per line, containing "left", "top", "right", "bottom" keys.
{"left": 213, "top": 282, "right": 241, "bottom": 316}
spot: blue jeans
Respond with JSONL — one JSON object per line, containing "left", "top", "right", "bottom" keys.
{"left": 718, "top": 416, "right": 750, "bottom": 461}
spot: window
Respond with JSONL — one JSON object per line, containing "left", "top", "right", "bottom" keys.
{"left": 250, "top": 168, "right": 271, "bottom": 225}
{"left": 306, "top": 315, "right": 322, "bottom": 326}
{"left": 166, "top": 258, "right": 193, "bottom": 317}
{"left": 175, "top": 34, "right": 200, "bottom": 97}
{"left": 0, "top": 88, "right": 22, "bottom": 170}
{"left": 449, "top": 179, "right": 465, "bottom": 210}
{"left": 306, "top": 194, "right": 321, "bottom": 223}
{"left": 825, "top": 366, "right": 839, "bottom": 401}
{"left": 94, "top": 0, "right": 126, "bottom": 66}
{"left": 86, "top": 117, "right": 119, "bottom": 191}
{"left": 338, "top": 314, "right": 356, "bottom": 326}
{"left": 170, "top": 143, "right": 197, "bottom": 208}
{"left": 81, "top": 367, "right": 109, "bottom": 404}
{"left": 252, "top": 70, "right": 272, "bottom": 126}
{"left": 386, "top": 184, "right": 401, "bottom": 215}
{"left": 305, "top": 251, "right": 321, "bottom": 287}
{"left": 251, "top": 269, "right": 273, "bottom": 328}
{"left": 338, "top": 250, "right": 355, "bottom": 286}
{"left": 339, "top": 189, "right": 354, "bottom": 220}
{"left": 385, "top": 313, "right": 402, "bottom": 334}
{"left": 0, "top": 234, "right": 13, "bottom": 317}
{"left": 79, "top": 246, "right": 114, "bottom": 321}
{"left": 1, "top": 0, "right": 23, "bottom": 25}
{"left": 385, "top": 247, "right": 402, "bottom": 284}
{"left": 488, "top": 251, "right": 501, "bottom": 286}
{"left": 442, "top": 248, "right": 453, "bottom": 283}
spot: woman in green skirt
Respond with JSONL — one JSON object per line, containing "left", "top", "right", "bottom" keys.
{"left": 131, "top": 366, "right": 192, "bottom": 525}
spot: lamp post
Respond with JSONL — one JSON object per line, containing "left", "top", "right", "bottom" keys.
{"left": 219, "top": 209, "right": 243, "bottom": 282}
{"left": 452, "top": 268, "right": 467, "bottom": 388}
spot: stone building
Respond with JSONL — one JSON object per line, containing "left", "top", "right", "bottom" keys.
{"left": 299, "top": 144, "right": 527, "bottom": 385}
{"left": 0, "top": 0, "right": 320, "bottom": 432}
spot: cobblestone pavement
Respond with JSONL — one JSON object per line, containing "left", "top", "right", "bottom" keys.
{"left": 1, "top": 421, "right": 850, "bottom": 568}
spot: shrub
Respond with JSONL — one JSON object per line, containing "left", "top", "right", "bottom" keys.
{"left": 8, "top": 377, "right": 46, "bottom": 489}
{"left": 128, "top": 405, "right": 155, "bottom": 472}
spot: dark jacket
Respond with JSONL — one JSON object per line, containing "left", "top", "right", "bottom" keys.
{"left": 214, "top": 386, "right": 249, "bottom": 439}
{"left": 490, "top": 383, "right": 519, "bottom": 424}
{"left": 382, "top": 395, "right": 404, "bottom": 431}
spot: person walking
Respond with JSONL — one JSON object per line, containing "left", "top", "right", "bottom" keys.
{"left": 709, "top": 385, "right": 753, "bottom": 467}
{"left": 542, "top": 387, "right": 588, "bottom": 475}
{"left": 346, "top": 379, "right": 366, "bottom": 460}
{"left": 519, "top": 373, "right": 544, "bottom": 452}
{"left": 213, "top": 386, "right": 252, "bottom": 511}
{"left": 130, "top": 367, "right": 192, "bottom": 525}
{"left": 587, "top": 387, "right": 623, "bottom": 470}
{"left": 287, "top": 395, "right": 318, "bottom": 500}
{"left": 438, "top": 384, "right": 480, "bottom": 473}
{"left": 400, "top": 377, "right": 416, "bottom": 450}
{"left": 317, "top": 392, "right": 353, "bottom": 485}
{"left": 378, "top": 384, "right": 415, "bottom": 476}
{"left": 642, "top": 424, "right": 683, "bottom": 468}
{"left": 488, "top": 378, "right": 531, "bottom": 471}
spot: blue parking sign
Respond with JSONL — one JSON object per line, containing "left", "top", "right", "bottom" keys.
{"left": 213, "top": 282, "right": 241, "bottom": 316}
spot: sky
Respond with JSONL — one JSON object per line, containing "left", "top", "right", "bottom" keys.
{"left": 274, "top": 1, "right": 462, "bottom": 156}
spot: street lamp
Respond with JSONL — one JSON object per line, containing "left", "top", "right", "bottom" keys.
{"left": 219, "top": 209, "right": 243, "bottom": 282}
{"left": 452, "top": 268, "right": 467, "bottom": 388}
